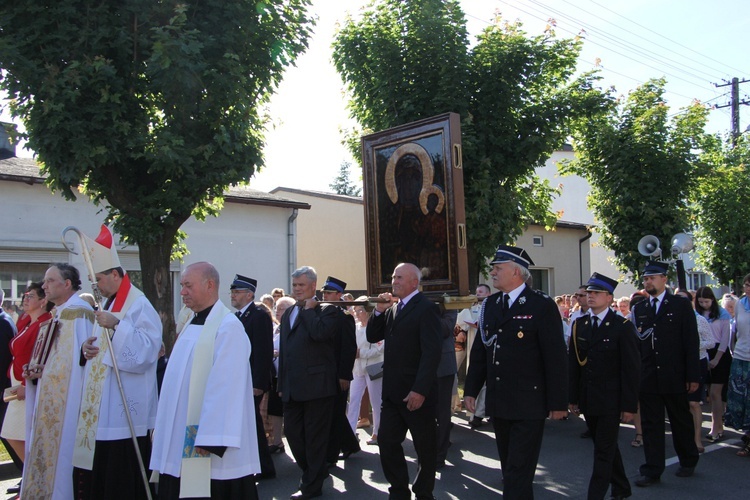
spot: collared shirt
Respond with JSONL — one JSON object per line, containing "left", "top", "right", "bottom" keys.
{"left": 505, "top": 283, "right": 526, "bottom": 308}
{"left": 374, "top": 288, "right": 419, "bottom": 317}
{"left": 651, "top": 290, "right": 667, "bottom": 313}
{"left": 589, "top": 308, "right": 609, "bottom": 325}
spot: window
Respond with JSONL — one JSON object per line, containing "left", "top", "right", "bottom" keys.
{"left": 532, "top": 235, "right": 543, "bottom": 247}
{"left": 530, "top": 268, "right": 550, "bottom": 295}
{"left": 0, "top": 262, "right": 51, "bottom": 317}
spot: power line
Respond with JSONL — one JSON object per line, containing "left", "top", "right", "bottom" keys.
{"left": 531, "top": 0, "right": 719, "bottom": 83}
{"left": 498, "top": 0, "right": 716, "bottom": 94}
{"left": 586, "top": 0, "right": 749, "bottom": 77}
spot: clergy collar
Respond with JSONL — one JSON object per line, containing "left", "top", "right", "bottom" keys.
{"left": 190, "top": 303, "right": 215, "bottom": 325}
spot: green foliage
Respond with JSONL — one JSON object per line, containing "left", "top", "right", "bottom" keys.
{"left": 329, "top": 161, "right": 361, "bottom": 196}
{"left": 692, "top": 134, "right": 750, "bottom": 288}
{"left": 563, "top": 78, "right": 709, "bottom": 283}
{"left": 333, "top": 1, "right": 609, "bottom": 274}
{"left": 0, "top": 0, "right": 313, "bottom": 250}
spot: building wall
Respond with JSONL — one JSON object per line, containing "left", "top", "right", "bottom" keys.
{"left": 0, "top": 179, "right": 297, "bottom": 317}
{"left": 272, "top": 189, "right": 367, "bottom": 292}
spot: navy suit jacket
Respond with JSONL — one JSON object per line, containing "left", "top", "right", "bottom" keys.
{"left": 465, "top": 286, "right": 568, "bottom": 420}
{"left": 367, "top": 292, "right": 442, "bottom": 406}
{"left": 569, "top": 309, "right": 641, "bottom": 416}
{"left": 631, "top": 292, "right": 699, "bottom": 394}
{"left": 237, "top": 302, "right": 274, "bottom": 392}
{"left": 278, "top": 302, "right": 339, "bottom": 402}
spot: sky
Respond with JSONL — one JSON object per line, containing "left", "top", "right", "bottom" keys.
{"left": 3, "top": 0, "right": 749, "bottom": 193}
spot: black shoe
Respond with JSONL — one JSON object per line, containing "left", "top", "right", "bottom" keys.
{"left": 268, "top": 443, "right": 285, "bottom": 454}
{"left": 611, "top": 493, "right": 632, "bottom": 500}
{"left": 340, "top": 448, "right": 360, "bottom": 460}
{"left": 436, "top": 460, "right": 446, "bottom": 469}
{"left": 580, "top": 429, "right": 592, "bottom": 439}
{"left": 634, "top": 475, "right": 660, "bottom": 487}
{"left": 253, "top": 471, "right": 276, "bottom": 481}
{"left": 6, "top": 481, "right": 20, "bottom": 494}
{"left": 469, "top": 417, "right": 483, "bottom": 428}
{"left": 675, "top": 466, "right": 695, "bottom": 477}
{"left": 290, "top": 490, "right": 322, "bottom": 499}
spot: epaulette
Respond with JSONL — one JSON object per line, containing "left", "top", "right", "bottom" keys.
{"left": 532, "top": 289, "right": 550, "bottom": 299}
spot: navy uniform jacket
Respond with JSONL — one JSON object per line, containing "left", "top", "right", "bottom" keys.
{"left": 367, "top": 292, "right": 442, "bottom": 406}
{"left": 465, "top": 286, "right": 568, "bottom": 420}
{"left": 278, "top": 303, "right": 339, "bottom": 402}
{"left": 237, "top": 303, "right": 274, "bottom": 392}
{"left": 631, "top": 292, "right": 700, "bottom": 394}
{"left": 333, "top": 308, "right": 357, "bottom": 385}
{"left": 569, "top": 309, "right": 641, "bottom": 416}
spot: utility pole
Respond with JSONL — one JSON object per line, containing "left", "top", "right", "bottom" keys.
{"left": 715, "top": 77, "right": 750, "bottom": 146}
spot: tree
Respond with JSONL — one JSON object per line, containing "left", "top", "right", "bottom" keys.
{"left": 563, "top": 78, "right": 709, "bottom": 283}
{"left": 0, "top": 1, "right": 313, "bottom": 341}
{"left": 692, "top": 134, "right": 750, "bottom": 291}
{"left": 329, "top": 161, "right": 361, "bottom": 196}
{"left": 332, "top": 0, "right": 610, "bottom": 280}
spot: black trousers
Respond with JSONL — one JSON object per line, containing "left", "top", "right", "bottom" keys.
{"left": 73, "top": 436, "right": 154, "bottom": 500}
{"left": 158, "top": 473, "right": 258, "bottom": 500}
{"left": 639, "top": 391, "right": 699, "bottom": 478}
{"left": 378, "top": 398, "right": 437, "bottom": 500}
{"left": 492, "top": 418, "right": 546, "bottom": 500}
{"left": 435, "top": 374, "right": 454, "bottom": 464}
{"left": 586, "top": 414, "right": 630, "bottom": 500}
{"left": 326, "top": 387, "right": 361, "bottom": 462}
{"left": 284, "top": 396, "right": 335, "bottom": 495}
{"left": 254, "top": 393, "right": 276, "bottom": 477}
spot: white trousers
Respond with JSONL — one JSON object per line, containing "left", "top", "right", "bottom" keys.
{"left": 347, "top": 373, "right": 383, "bottom": 435}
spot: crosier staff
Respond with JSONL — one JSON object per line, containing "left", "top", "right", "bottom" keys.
{"left": 61, "top": 226, "right": 153, "bottom": 500}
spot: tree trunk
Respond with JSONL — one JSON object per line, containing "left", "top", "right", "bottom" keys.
{"left": 138, "top": 236, "right": 177, "bottom": 354}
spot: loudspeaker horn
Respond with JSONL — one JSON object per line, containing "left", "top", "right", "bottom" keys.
{"left": 638, "top": 235, "right": 662, "bottom": 258}
{"left": 671, "top": 232, "right": 694, "bottom": 255}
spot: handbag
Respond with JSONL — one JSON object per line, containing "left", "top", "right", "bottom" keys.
{"left": 365, "top": 361, "right": 384, "bottom": 381}
{"left": 3, "top": 385, "right": 21, "bottom": 403}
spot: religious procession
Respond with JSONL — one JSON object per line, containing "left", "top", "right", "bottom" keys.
{"left": 2, "top": 214, "right": 750, "bottom": 500}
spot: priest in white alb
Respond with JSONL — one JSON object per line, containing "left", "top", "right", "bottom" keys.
{"left": 23, "top": 263, "right": 94, "bottom": 499}
{"left": 72, "top": 224, "right": 162, "bottom": 499}
{"left": 150, "top": 262, "right": 260, "bottom": 499}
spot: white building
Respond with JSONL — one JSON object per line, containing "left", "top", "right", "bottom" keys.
{"left": 0, "top": 143, "right": 309, "bottom": 321}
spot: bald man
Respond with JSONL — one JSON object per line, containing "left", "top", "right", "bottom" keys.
{"left": 368, "top": 263, "right": 442, "bottom": 500}
{"left": 150, "top": 262, "right": 260, "bottom": 499}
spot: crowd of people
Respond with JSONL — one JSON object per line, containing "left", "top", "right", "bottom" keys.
{"left": 3, "top": 233, "right": 750, "bottom": 500}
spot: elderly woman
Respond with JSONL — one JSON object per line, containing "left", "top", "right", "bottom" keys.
{"left": 346, "top": 297, "right": 384, "bottom": 445}
{"left": 695, "top": 286, "right": 733, "bottom": 442}
{"left": 267, "top": 296, "right": 295, "bottom": 454}
{"left": 1, "top": 282, "right": 53, "bottom": 462}
{"left": 726, "top": 275, "right": 750, "bottom": 455}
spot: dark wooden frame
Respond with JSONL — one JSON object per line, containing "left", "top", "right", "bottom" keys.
{"left": 361, "top": 112, "right": 469, "bottom": 297}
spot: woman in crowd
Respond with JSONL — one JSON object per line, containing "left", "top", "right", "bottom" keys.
{"left": 695, "top": 286, "right": 733, "bottom": 441}
{"left": 346, "top": 297, "right": 384, "bottom": 445}
{"left": 675, "top": 289, "right": 715, "bottom": 452}
{"left": 616, "top": 296, "right": 631, "bottom": 317}
{"left": 726, "top": 275, "right": 750, "bottom": 456}
{"left": 1, "top": 282, "right": 53, "bottom": 462}
{"left": 267, "top": 296, "right": 295, "bottom": 454}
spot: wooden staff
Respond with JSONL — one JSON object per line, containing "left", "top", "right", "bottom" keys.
{"left": 61, "top": 226, "right": 152, "bottom": 500}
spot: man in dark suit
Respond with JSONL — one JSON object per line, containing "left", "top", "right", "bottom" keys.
{"left": 569, "top": 273, "right": 640, "bottom": 500}
{"left": 368, "top": 263, "right": 442, "bottom": 500}
{"left": 279, "top": 266, "right": 339, "bottom": 499}
{"left": 230, "top": 274, "right": 276, "bottom": 480}
{"left": 321, "top": 276, "right": 360, "bottom": 466}
{"left": 464, "top": 245, "right": 568, "bottom": 500}
{"left": 631, "top": 261, "right": 700, "bottom": 487}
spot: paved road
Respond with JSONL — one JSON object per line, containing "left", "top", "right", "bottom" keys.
{"left": 1, "top": 409, "right": 746, "bottom": 499}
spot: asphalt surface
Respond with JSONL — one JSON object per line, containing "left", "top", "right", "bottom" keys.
{"left": 1, "top": 409, "right": 747, "bottom": 499}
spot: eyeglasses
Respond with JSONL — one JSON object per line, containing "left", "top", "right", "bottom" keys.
{"left": 23, "top": 293, "right": 41, "bottom": 300}
{"left": 575, "top": 293, "right": 588, "bottom": 298}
